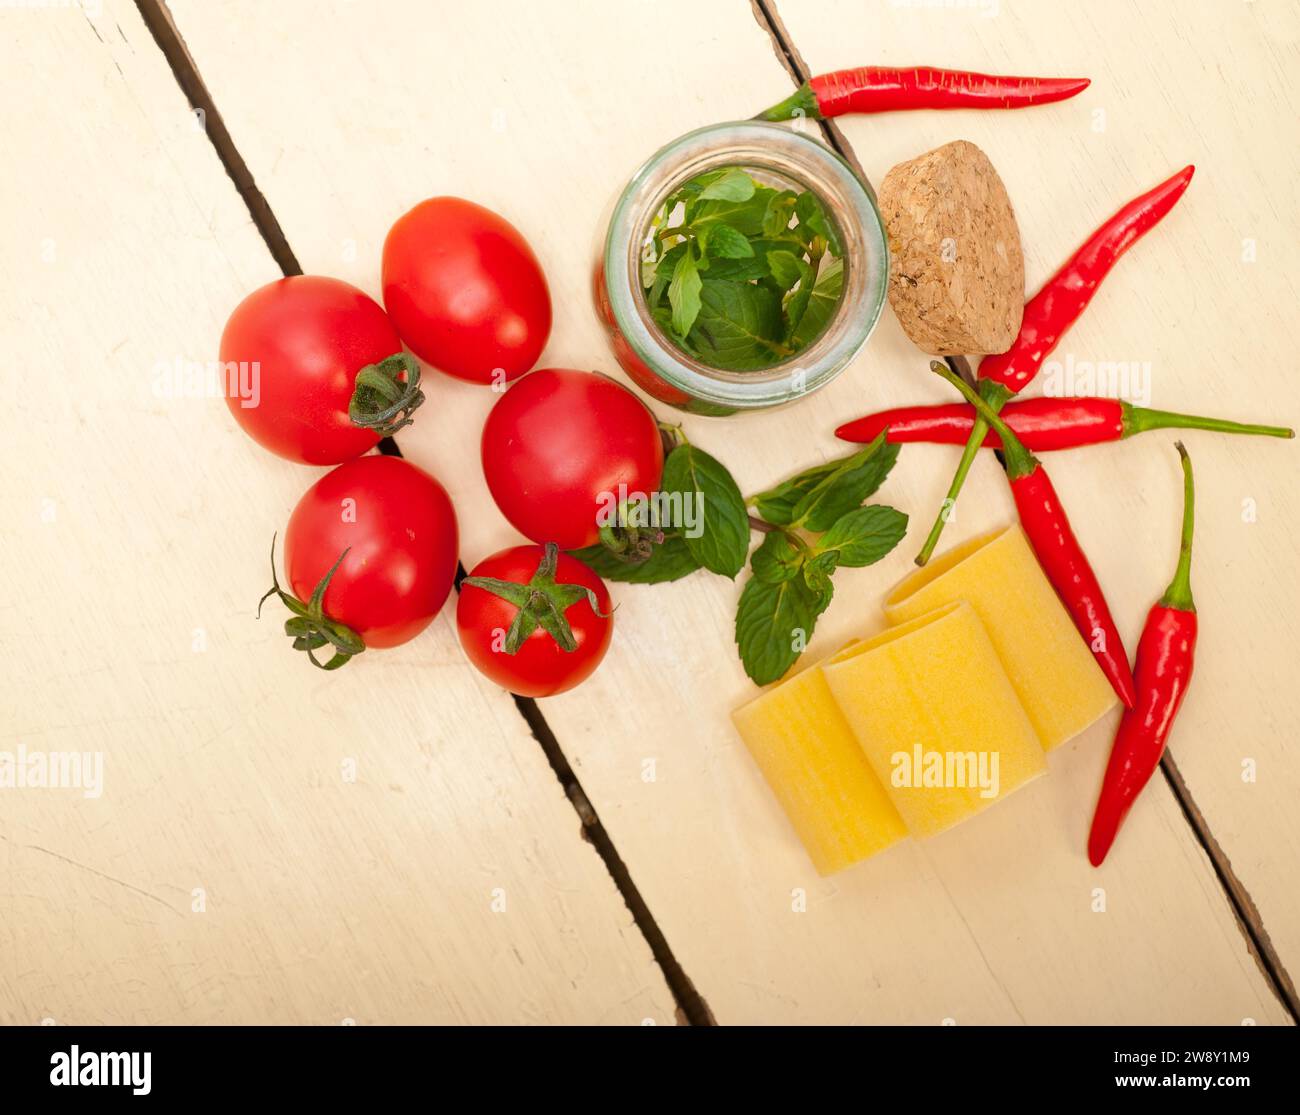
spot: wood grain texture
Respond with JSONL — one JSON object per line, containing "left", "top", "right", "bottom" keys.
{"left": 166, "top": 0, "right": 1293, "bottom": 1022}
{"left": 0, "top": 1, "right": 674, "bottom": 1026}
{"left": 775, "top": 0, "right": 1300, "bottom": 1007}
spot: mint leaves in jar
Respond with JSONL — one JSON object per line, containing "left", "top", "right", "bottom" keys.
{"left": 642, "top": 167, "right": 845, "bottom": 371}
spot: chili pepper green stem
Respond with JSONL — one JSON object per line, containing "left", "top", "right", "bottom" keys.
{"left": 1122, "top": 402, "right": 1294, "bottom": 440}
{"left": 1158, "top": 442, "right": 1196, "bottom": 612}
{"left": 930, "top": 363, "right": 1037, "bottom": 478}
{"left": 915, "top": 378, "right": 1012, "bottom": 565}
{"left": 753, "top": 83, "right": 821, "bottom": 122}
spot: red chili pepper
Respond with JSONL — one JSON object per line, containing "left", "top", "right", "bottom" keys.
{"left": 915, "top": 165, "right": 1195, "bottom": 565}
{"left": 932, "top": 363, "right": 1136, "bottom": 708}
{"left": 1088, "top": 443, "right": 1198, "bottom": 866}
{"left": 756, "top": 66, "right": 1089, "bottom": 121}
{"left": 835, "top": 397, "right": 1295, "bottom": 450}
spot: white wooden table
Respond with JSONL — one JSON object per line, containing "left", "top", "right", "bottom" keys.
{"left": 1, "top": 0, "right": 1296, "bottom": 1025}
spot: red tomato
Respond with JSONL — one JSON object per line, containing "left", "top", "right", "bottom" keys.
{"left": 382, "top": 197, "right": 551, "bottom": 384}
{"left": 220, "top": 275, "right": 403, "bottom": 464}
{"left": 284, "top": 455, "right": 458, "bottom": 649}
{"left": 481, "top": 368, "right": 664, "bottom": 550}
{"left": 458, "top": 545, "right": 612, "bottom": 697}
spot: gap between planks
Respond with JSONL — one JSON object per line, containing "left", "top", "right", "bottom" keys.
{"left": 752, "top": 0, "right": 1299, "bottom": 1023}
{"left": 132, "top": 0, "right": 713, "bottom": 1027}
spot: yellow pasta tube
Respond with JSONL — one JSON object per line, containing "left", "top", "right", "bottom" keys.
{"left": 884, "top": 524, "right": 1117, "bottom": 750}
{"left": 732, "top": 646, "right": 908, "bottom": 875}
{"left": 822, "top": 602, "right": 1045, "bottom": 838}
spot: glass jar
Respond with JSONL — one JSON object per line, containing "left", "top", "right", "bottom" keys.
{"left": 595, "top": 121, "right": 888, "bottom": 416}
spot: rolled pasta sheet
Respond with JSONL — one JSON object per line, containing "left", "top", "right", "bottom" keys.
{"left": 732, "top": 646, "right": 908, "bottom": 875}
{"left": 884, "top": 524, "right": 1118, "bottom": 750}
{"left": 823, "top": 601, "right": 1046, "bottom": 838}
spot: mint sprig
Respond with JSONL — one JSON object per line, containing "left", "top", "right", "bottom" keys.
{"left": 569, "top": 426, "right": 907, "bottom": 687}
{"left": 735, "top": 434, "right": 905, "bottom": 684}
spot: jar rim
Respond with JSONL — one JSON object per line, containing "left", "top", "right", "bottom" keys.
{"left": 603, "top": 120, "right": 888, "bottom": 411}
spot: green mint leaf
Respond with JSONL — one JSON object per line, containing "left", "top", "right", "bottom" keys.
{"left": 750, "top": 530, "right": 803, "bottom": 584}
{"left": 734, "top": 573, "right": 831, "bottom": 686}
{"left": 706, "top": 223, "right": 755, "bottom": 260}
{"left": 668, "top": 248, "right": 703, "bottom": 337}
{"left": 801, "top": 550, "right": 839, "bottom": 602}
{"left": 767, "top": 251, "right": 816, "bottom": 341}
{"left": 792, "top": 434, "right": 901, "bottom": 532}
{"left": 703, "top": 236, "right": 795, "bottom": 282}
{"left": 751, "top": 460, "right": 838, "bottom": 526}
{"left": 816, "top": 505, "right": 909, "bottom": 567}
{"left": 685, "top": 279, "right": 783, "bottom": 371}
{"left": 569, "top": 535, "right": 701, "bottom": 585}
{"left": 699, "top": 168, "right": 756, "bottom": 202}
{"left": 702, "top": 253, "right": 769, "bottom": 282}
{"left": 795, "top": 190, "right": 843, "bottom": 258}
{"left": 784, "top": 284, "right": 813, "bottom": 341}
{"left": 677, "top": 169, "right": 725, "bottom": 196}
{"left": 693, "top": 186, "right": 778, "bottom": 237}
{"left": 765, "top": 249, "right": 806, "bottom": 292}
{"left": 673, "top": 170, "right": 726, "bottom": 223}
{"left": 762, "top": 189, "right": 799, "bottom": 238}
{"left": 788, "top": 257, "right": 843, "bottom": 349}
{"left": 661, "top": 444, "right": 750, "bottom": 578}
{"left": 649, "top": 240, "right": 687, "bottom": 304}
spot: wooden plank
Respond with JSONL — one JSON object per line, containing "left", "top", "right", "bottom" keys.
{"left": 0, "top": 0, "right": 674, "bottom": 1026}
{"left": 773, "top": 0, "right": 1300, "bottom": 1009}
{"left": 167, "top": 0, "right": 1292, "bottom": 1022}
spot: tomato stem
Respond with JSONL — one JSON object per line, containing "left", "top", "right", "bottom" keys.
{"left": 349, "top": 352, "right": 425, "bottom": 435}
{"left": 258, "top": 534, "right": 365, "bottom": 670}
{"left": 463, "top": 542, "right": 609, "bottom": 655}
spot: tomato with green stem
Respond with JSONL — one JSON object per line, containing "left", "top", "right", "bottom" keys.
{"left": 458, "top": 544, "right": 613, "bottom": 697}
{"left": 260, "top": 455, "right": 458, "bottom": 668}
{"left": 220, "top": 275, "right": 424, "bottom": 464}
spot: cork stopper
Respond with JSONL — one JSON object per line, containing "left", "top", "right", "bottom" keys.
{"left": 877, "top": 140, "right": 1024, "bottom": 356}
